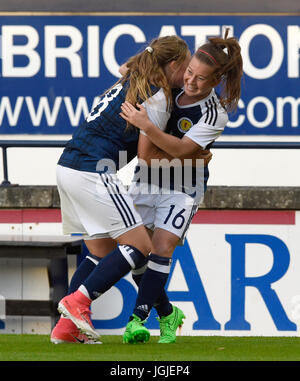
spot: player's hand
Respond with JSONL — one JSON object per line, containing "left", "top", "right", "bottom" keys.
{"left": 120, "top": 102, "right": 149, "bottom": 131}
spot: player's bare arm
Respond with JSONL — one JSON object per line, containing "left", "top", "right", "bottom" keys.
{"left": 138, "top": 132, "right": 212, "bottom": 167}
{"left": 138, "top": 133, "right": 174, "bottom": 165}
{"left": 119, "top": 63, "right": 128, "bottom": 76}
{"left": 120, "top": 101, "right": 200, "bottom": 158}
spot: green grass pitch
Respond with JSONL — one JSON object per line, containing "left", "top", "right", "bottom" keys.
{"left": 1, "top": 334, "right": 300, "bottom": 361}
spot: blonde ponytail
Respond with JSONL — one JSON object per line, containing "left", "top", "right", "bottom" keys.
{"left": 121, "top": 35, "right": 189, "bottom": 114}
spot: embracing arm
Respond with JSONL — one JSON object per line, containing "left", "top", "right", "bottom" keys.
{"left": 138, "top": 132, "right": 212, "bottom": 167}
{"left": 119, "top": 63, "right": 128, "bottom": 76}
{"left": 121, "top": 101, "right": 201, "bottom": 158}
{"left": 138, "top": 133, "right": 174, "bottom": 165}
{"left": 141, "top": 122, "right": 200, "bottom": 158}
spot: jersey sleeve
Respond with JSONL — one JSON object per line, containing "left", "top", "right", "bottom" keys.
{"left": 140, "top": 88, "right": 171, "bottom": 136}
{"left": 184, "top": 109, "right": 228, "bottom": 149}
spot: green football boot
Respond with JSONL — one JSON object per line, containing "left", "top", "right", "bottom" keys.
{"left": 123, "top": 314, "right": 150, "bottom": 344}
{"left": 157, "top": 305, "right": 185, "bottom": 344}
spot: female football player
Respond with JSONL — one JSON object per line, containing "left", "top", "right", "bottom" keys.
{"left": 120, "top": 29, "right": 243, "bottom": 344}
{"left": 50, "top": 35, "right": 191, "bottom": 343}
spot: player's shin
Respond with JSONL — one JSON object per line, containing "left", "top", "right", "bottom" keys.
{"left": 132, "top": 253, "right": 172, "bottom": 321}
{"left": 82, "top": 244, "right": 148, "bottom": 300}
{"left": 68, "top": 253, "right": 102, "bottom": 294}
{"left": 132, "top": 258, "right": 173, "bottom": 318}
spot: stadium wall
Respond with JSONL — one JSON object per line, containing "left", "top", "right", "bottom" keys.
{"left": 0, "top": 186, "right": 300, "bottom": 337}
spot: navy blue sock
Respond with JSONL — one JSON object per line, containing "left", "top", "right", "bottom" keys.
{"left": 133, "top": 254, "right": 172, "bottom": 321}
{"left": 68, "top": 253, "right": 101, "bottom": 294}
{"left": 132, "top": 258, "right": 172, "bottom": 318}
{"left": 153, "top": 292, "right": 173, "bottom": 318}
{"left": 131, "top": 257, "right": 148, "bottom": 288}
{"left": 82, "top": 245, "right": 146, "bottom": 300}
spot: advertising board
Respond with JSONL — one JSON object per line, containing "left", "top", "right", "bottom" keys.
{"left": 0, "top": 14, "right": 299, "bottom": 135}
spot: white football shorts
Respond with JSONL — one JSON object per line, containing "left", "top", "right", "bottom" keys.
{"left": 128, "top": 182, "right": 199, "bottom": 246}
{"left": 56, "top": 165, "right": 143, "bottom": 239}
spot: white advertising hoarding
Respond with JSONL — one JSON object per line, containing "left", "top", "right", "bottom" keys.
{"left": 0, "top": 208, "right": 299, "bottom": 336}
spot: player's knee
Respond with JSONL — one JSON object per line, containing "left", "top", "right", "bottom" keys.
{"left": 117, "top": 225, "right": 152, "bottom": 256}
{"left": 153, "top": 241, "right": 175, "bottom": 258}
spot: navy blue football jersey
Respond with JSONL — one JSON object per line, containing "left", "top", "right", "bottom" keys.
{"left": 166, "top": 87, "right": 228, "bottom": 195}
{"left": 58, "top": 82, "right": 138, "bottom": 173}
{"left": 166, "top": 88, "right": 228, "bottom": 149}
{"left": 135, "top": 87, "right": 228, "bottom": 197}
{"left": 58, "top": 82, "right": 168, "bottom": 173}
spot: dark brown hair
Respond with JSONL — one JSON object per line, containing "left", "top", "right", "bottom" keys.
{"left": 195, "top": 28, "right": 243, "bottom": 111}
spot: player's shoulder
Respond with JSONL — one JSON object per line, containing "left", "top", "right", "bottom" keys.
{"left": 149, "top": 85, "right": 166, "bottom": 100}
{"left": 143, "top": 86, "right": 169, "bottom": 111}
{"left": 200, "top": 89, "right": 228, "bottom": 127}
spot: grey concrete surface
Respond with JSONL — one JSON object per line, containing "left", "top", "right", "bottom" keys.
{"left": 0, "top": 185, "right": 299, "bottom": 210}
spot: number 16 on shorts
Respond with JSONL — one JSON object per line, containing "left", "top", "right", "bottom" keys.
{"left": 160, "top": 201, "right": 198, "bottom": 244}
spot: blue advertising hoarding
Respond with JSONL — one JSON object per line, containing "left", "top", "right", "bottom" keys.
{"left": 0, "top": 14, "right": 299, "bottom": 135}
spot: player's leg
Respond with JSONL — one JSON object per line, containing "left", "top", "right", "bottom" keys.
{"left": 56, "top": 165, "right": 116, "bottom": 291}
{"left": 149, "top": 197, "right": 198, "bottom": 343}
{"left": 52, "top": 168, "right": 110, "bottom": 343}
{"left": 58, "top": 225, "right": 151, "bottom": 340}
{"left": 150, "top": 165, "right": 209, "bottom": 342}
{"left": 150, "top": 229, "right": 186, "bottom": 343}
{"left": 130, "top": 228, "right": 174, "bottom": 317}
{"left": 57, "top": 171, "right": 152, "bottom": 339}
{"left": 130, "top": 228, "right": 177, "bottom": 317}
{"left": 123, "top": 227, "right": 178, "bottom": 343}
{"left": 129, "top": 228, "right": 185, "bottom": 343}
{"left": 53, "top": 167, "right": 120, "bottom": 342}
{"left": 51, "top": 237, "right": 117, "bottom": 344}
{"left": 124, "top": 188, "right": 182, "bottom": 343}
{"left": 121, "top": 191, "right": 172, "bottom": 343}
{"left": 124, "top": 194, "right": 197, "bottom": 343}
{"left": 68, "top": 237, "right": 117, "bottom": 294}
{"left": 128, "top": 187, "right": 156, "bottom": 292}
{"left": 124, "top": 166, "right": 209, "bottom": 343}
{"left": 130, "top": 228, "right": 153, "bottom": 290}
{"left": 78, "top": 225, "right": 152, "bottom": 300}
{"left": 83, "top": 237, "right": 117, "bottom": 257}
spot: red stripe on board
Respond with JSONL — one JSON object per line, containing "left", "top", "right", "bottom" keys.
{"left": 0, "top": 209, "right": 296, "bottom": 225}
{"left": 23, "top": 209, "right": 62, "bottom": 223}
{"left": 192, "top": 210, "right": 295, "bottom": 225}
{"left": 0, "top": 209, "right": 62, "bottom": 223}
{"left": 0, "top": 210, "right": 22, "bottom": 223}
